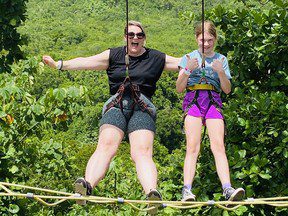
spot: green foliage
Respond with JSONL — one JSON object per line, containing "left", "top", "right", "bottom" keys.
{"left": 0, "top": 57, "right": 89, "bottom": 214}
{"left": 209, "top": 0, "right": 288, "bottom": 92}
{"left": 0, "top": 0, "right": 287, "bottom": 215}
{"left": 0, "top": 0, "right": 28, "bottom": 72}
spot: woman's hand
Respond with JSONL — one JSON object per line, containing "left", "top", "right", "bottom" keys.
{"left": 42, "top": 55, "right": 57, "bottom": 68}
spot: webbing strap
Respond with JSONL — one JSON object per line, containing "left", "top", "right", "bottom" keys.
{"left": 187, "top": 84, "right": 216, "bottom": 91}
{"left": 103, "top": 79, "right": 152, "bottom": 117}
{"left": 182, "top": 90, "right": 227, "bottom": 136}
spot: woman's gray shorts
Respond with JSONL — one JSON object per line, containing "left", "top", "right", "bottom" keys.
{"left": 99, "top": 94, "right": 157, "bottom": 134}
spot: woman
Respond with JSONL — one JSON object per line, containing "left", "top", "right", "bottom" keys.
{"left": 176, "top": 21, "right": 245, "bottom": 202}
{"left": 43, "top": 21, "right": 180, "bottom": 210}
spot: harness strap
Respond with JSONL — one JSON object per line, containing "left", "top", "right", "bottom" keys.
{"left": 183, "top": 90, "right": 200, "bottom": 119}
{"left": 103, "top": 77, "right": 152, "bottom": 116}
{"left": 104, "top": 78, "right": 128, "bottom": 114}
{"left": 206, "top": 91, "right": 227, "bottom": 135}
{"left": 182, "top": 90, "right": 227, "bottom": 136}
{"left": 130, "top": 83, "right": 153, "bottom": 115}
{"left": 187, "top": 84, "right": 216, "bottom": 91}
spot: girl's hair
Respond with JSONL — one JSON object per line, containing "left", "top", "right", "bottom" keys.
{"left": 195, "top": 21, "right": 217, "bottom": 39}
{"left": 124, "top": 20, "right": 146, "bottom": 35}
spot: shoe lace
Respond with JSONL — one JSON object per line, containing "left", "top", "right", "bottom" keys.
{"left": 183, "top": 188, "right": 194, "bottom": 197}
{"left": 223, "top": 187, "right": 235, "bottom": 199}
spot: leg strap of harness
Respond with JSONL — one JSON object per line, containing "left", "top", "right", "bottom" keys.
{"left": 104, "top": 84, "right": 125, "bottom": 114}
{"left": 183, "top": 90, "right": 200, "bottom": 121}
{"left": 206, "top": 91, "right": 227, "bottom": 136}
{"left": 130, "top": 84, "right": 153, "bottom": 116}
{"left": 104, "top": 80, "right": 153, "bottom": 117}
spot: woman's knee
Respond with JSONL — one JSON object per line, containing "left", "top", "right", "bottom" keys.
{"left": 96, "top": 140, "right": 119, "bottom": 157}
{"left": 130, "top": 145, "right": 152, "bottom": 162}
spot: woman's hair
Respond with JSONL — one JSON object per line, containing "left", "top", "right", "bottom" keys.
{"left": 124, "top": 20, "right": 146, "bottom": 35}
{"left": 194, "top": 20, "right": 217, "bottom": 39}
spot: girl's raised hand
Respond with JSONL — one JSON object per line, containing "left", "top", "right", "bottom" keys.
{"left": 212, "top": 57, "right": 225, "bottom": 74}
{"left": 185, "top": 55, "right": 199, "bottom": 72}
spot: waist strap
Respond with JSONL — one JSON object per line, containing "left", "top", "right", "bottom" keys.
{"left": 187, "top": 84, "right": 216, "bottom": 91}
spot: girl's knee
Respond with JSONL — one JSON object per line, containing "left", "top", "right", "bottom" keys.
{"left": 186, "top": 142, "right": 201, "bottom": 154}
{"left": 210, "top": 141, "right": 226, "bottom": 155}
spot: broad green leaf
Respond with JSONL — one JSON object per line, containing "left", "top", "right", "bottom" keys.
{"left": 68, "top": 86, "right": 80, "bottom": 98}
{"left": 223, "top": 210, "right": 229, "bottom": 216}
{"left": 238, "top": 150, "right": 246, "bottom": 158}
{"left": 238, "top": 118, "right": 246, "bottom": 126}
{"left": 246, "top": 30, "right": 252, "bottom": 37}
{"left": 53, "top": 88, "right": 66, "bottom": 101}
{"left": 8, "top": 204, "right": 20, "bottom": 214}
{"left": 9, "top": 19, "right": 17, "bottom": 26}
{"left": 9, "top": 165, "right": 19, "bottom": 174}
{"left": 250, "top": 165, "right": 260, "bottom": 174}
{"left": 274, "top": 0, "right": 284, "bottom": 7}
{"left": 31, "top": 104, "right": 44, "bottom": 115}
{"left": 235, "top": 206, "right": 248, "bottom": 215}
{"left": 253, "top": 12, "right": 263, "bottom": 24}
{"left": 259, "top": 173, "right": 272, "bottom": 180}
{"left": 0, "top": 111, "right": 6, "bottom": 118}
{"left": 53, "top": 108, "right": 63, "bottom": 116}
{"left": 284, "top": 149, "right": 288, "bottom": 158}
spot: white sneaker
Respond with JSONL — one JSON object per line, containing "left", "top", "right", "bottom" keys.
{"left": 223, "top": 187, "right": 245, "bottom": 201}
{"left": 181, "top": 187, "right": 196, "bottom": 202}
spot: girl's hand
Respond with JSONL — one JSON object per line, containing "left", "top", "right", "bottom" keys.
{"left": 212, "top": 57, "right": 225, "bottom": 74}
{"left": 42, "top": 55, "right": 57, "bottom": 68}
{"left": 185, "top": 55, "right": 199, "bottom": 71}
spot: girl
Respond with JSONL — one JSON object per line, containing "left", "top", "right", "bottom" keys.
{"left": 176, "top": 21, "right": 245, "bottom": 202}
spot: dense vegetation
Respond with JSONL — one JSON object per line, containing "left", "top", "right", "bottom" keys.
{"left": 0, "top": 0, "right": 27, "bottom": 72}
{"left": 0, "top": 0, "right": 287, "bottom": 215}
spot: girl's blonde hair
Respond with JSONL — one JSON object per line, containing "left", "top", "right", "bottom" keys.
{"left": 195, "top": 21, "right": 217, "bottom": 39}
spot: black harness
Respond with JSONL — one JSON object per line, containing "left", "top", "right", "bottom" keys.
{"left": 104, "top": 77, "right": 153, "bottom": 116}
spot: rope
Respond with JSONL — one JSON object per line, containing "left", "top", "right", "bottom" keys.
{"left": 125, "top": 0, "right": 130, "bottom": 77}
{"left": 201, "top": 0, "right": 205, "bottom": 69}
{"left": 1, "top": 182, "right": 288, "bottom": 212}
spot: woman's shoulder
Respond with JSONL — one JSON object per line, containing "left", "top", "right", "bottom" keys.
{"left": 109, "top": 46, "right": 125, "bottom": 60}
{"left": 109, "top": 46, "right": 125, "bottom": 53}
{"left": 145, "top": 48, "right": 166, "bottom": 60}
{"left": 146, "top": 47, "right": 164, "bottom": 55}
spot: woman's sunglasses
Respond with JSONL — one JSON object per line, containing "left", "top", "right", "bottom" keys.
{"left": 126, "top": 32, "right": 145, "bottom": 39}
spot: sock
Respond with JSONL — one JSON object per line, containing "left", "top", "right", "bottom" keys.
{"left": 222, "top": 183, "right": 231, "bottom": 190}
{"left": 183, "top": 184, "right": 192, "bottom": 191}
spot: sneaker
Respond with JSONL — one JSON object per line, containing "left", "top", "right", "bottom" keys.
{"left": 181, "top": 187, "right": 196, "bottom": 202}
{"left": 223, "top": 187, "right": 245, "bottom": 201}
{"left": 146, "top": 189, "right": 162, "bottom": 215}
{"left": 74, "top": 177, "right": 92, "bottom": 205}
